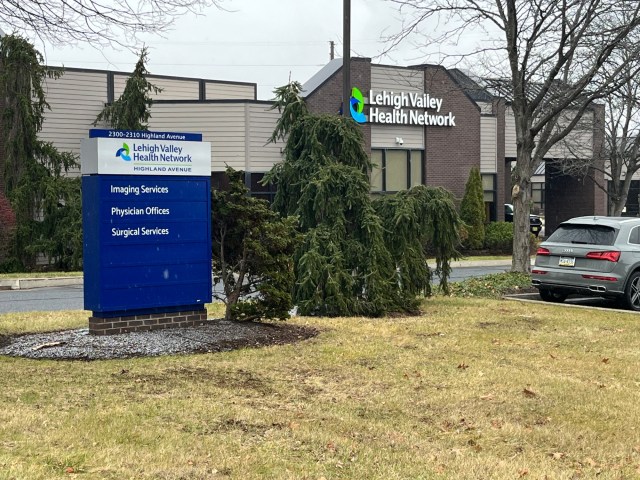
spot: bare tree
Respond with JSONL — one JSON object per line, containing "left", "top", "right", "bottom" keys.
{"left": 0, "top": 0, "right": 224, "bottom": 48}
{"left": 385, "top": 0, "right": 640, "bottom": 272}
{"left": 557, "top": 50, "right": 640, "bottom": 216}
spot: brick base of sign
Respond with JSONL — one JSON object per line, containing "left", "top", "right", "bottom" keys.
{"left": 89, "top": 309, "right": 209, "bottom": 336}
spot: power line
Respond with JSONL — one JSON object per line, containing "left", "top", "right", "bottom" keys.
{"left": 47, "top": 61, "right": 324, "bottom": 67}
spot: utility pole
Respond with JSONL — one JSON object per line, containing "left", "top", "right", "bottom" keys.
{"left": 329, "top": 41, "right": 335, "bottom": 60}
{"left": 342, "top": 0, "right": 351, "bottom": 118}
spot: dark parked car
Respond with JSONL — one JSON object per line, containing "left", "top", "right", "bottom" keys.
{"left": 531, "top": 216, "right": 640, "bottom": 310}
{"left": 504, "top": 203, "right": 543, "bottom": 237}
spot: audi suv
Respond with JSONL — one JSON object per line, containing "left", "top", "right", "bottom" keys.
{"left": 531, "top": 216, "right": 640, "bottom": 310}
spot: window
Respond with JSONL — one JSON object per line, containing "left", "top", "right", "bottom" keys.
{"left": 482, "top": 174, "right": 497, "bottom": 222}
{"left": 370, "top": 149, "right": 424, "bottom": 193}
{"left": 532, "top": 182, "right": 545, "bottom": 213}
{"left": 546, "top": 224, "right": 617, "bottom": 246}
{"left": 249, "top": 172, "right": 277, "bottom": 203}
{"left": 371, "top": 150, "right": 383, "bottom": 192}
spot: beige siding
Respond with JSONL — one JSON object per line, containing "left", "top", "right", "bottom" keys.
{"left": 480, "top": 117, "right": 497, "bottom": 173}
{"left": 505, "top": 108, "right": 517, "bottom": 157}
{"left": 148, "top": 103, "right": 247, "bottom": 171}
{"left": 206, "top": 82, "right": 255, "bottom": 100}
{"left": 371, "top": 66, "right": 423, "bottom": 93}
{"left": 372, "top": 125, "right": 423, "bottom": 149}
{"left": 114, "top": 74, "right": 200, "bottom": 100}
{"left": 477, "top": 102, "right": 493, "bottom": 114}
{"left": 40, "top": 70, "right": 109, "bottom": 175}
{"left": 547, "top": 110, "right": 594, "bottom": 158}
{"left": 505, "top": 107, "right": 594, "bottom": 159}
{"left": 247, "top": 104, "right": 283, "bottom": 171}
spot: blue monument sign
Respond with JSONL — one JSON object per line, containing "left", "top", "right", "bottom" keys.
{"left": 81, "top": 129, "right": 212, "bottom": 335}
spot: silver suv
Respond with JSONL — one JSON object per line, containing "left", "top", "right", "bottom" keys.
{"left": 531, "top": 216, "right": 640, "bottom": 310}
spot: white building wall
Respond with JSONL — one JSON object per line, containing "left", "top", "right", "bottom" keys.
{"left": 148, "top": 103, "right": 247, "bottom": 171}
{"left": 114, "top": 74, "right": 200, "bottom": 100}
{"left": 370, "top": 66, "right": 425, "bottom": 149}
{"left": 477, "top": 102, "right": 493, "bottom": 114}
{"left": 246, "top": 103, "right": 283, "bottom": 171}
{"left": 504, "top": 107, "right": 594, "bottom": 159}
{"left": 371, "top": 125, "right": 423, "bottom": 149}
{"left": 371, "top": 66, "right": 424, "bottom": 92}
{"left": 480, "top": 117, "right": 498, "bottom": 173}
{"left": 206, "top": 82, "right": 255, "bottom": 100}
{"left": 40, "top": 70, "right": 109, "bottom": 175}
{"left": 505, "top": 109, "right": 517, "bottom": 158}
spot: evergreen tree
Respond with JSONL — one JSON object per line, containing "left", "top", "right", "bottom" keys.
{"left": 94, "top": 47, "right": 161, "bottom": 130}
{"left": 0, "top": 34, "right": 81, "bottom": 270}
{"left": 212, "top": 168, "right": 301, "bottom": 322}
{"left": 374, "top": 186, "right": 462, "bottom": 296}
{"left": 267, "top": 82, "right": 464, "bottom": 315}
{"left": 459, "top": 166, "right": 486, "bottom": 250}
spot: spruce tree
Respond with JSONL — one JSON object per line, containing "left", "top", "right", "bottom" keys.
{"left": 94, "top": 47, "right": 161, "bottom": 130}
{"left": 267, "top": 82, "right": 464, "bottom": 315}
{"left": 267, "top": 83, "right": 415, "bottom": 316}
{"left": 459, "top": 166, "right": 486, "bottom": 250}
{"left": 374, "top": 186, "right": 462, "bottom": 296}
{"left": 0, "top": 34, "right": 81, "bottom": 270}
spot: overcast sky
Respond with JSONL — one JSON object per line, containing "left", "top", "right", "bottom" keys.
{"left": 32, "top": 0, "right": 480, "bottom": 100}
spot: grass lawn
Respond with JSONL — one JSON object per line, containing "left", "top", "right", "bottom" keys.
{"left": 1, "top": 298, "right": 640, "bottom": 479}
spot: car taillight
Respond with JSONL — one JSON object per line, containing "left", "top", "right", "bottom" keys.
{"left": 582, "top": 274, "right": 617, "bottom": 281}
{"left": 585, "top": 251, "right": 620, "bottom": 262}
{"left": 536, "top": 247, "right": 550, "bottom": 256}
{"left": 531, "top": 269, "right": 547, "bottom": 274}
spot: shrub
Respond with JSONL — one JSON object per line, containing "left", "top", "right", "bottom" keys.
{"left": 448, "top": 272, "right": 533, "bottom": 298}
{"left": 484, "top": 221, "right": 513, "bottom": 252}
{"left": 459, "top": 167, "right": 485, "bottom": 250}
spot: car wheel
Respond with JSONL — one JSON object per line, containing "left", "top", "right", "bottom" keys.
{"left": 539, "top": 289, "right": 567, "bottom": 303}
{"left": 625, "top": 271, "right": 640, "bottom": 311}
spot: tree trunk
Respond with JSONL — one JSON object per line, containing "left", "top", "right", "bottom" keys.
{"left": 511, "top": 149, "right": 534, "bottom": 273}
{"left": 610, "top": 196, "right": 627, "bottom": 216}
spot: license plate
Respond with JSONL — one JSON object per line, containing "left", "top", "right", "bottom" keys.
{"left": 558, "top": 256, "right": 575, "bottom": 267}
{"left": 531, "top": 226, "right": 540, "bottom": 232}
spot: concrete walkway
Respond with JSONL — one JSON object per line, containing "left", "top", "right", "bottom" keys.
{"left": 0, "top": 276, "right": 83, "bottom": 290}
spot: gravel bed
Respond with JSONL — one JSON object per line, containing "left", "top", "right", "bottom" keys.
{"left": 0, "top": 320, "right": 319, "bottom": 361}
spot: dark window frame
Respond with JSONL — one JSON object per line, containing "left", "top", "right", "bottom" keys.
{"left": 482, "top": 173, "right": 497, "bottom": 222}
{"left": 371, "top": 148, "right": 424, "bottom": 193}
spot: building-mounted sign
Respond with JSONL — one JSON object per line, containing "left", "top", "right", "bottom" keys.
{"left": 350, "top": 87, "right": 456, "bottom": 127}
{"left": 82, "top": 129, "right": 212, "bottom": 335}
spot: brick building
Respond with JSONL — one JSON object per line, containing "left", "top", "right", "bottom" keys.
{"left": 303, "top": 58, "right": 606, "bottom": 231}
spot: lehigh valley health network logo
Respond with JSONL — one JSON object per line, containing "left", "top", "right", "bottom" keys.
{"left": 349, "top": 87, "right": 367, "bottom": 123}
{"left": 116, "top": 142, "right": 132, "bottom": 161}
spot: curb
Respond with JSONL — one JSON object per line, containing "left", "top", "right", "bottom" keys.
{"left": 0, "top": 259, "right": 526, "bottom": 290}
{"left": 0, "top": 277, "right": 83, "bottom": 290}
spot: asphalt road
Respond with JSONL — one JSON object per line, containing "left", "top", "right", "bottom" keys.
{"left": 0, "top": 265, "right": 512, "bottom": 314}
{"left": 0, "top": 285, "right": 84, "bottom": 313}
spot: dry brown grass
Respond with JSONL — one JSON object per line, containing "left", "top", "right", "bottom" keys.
{"left": 1, "top": 297, "right": 640, "bottom": 479}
